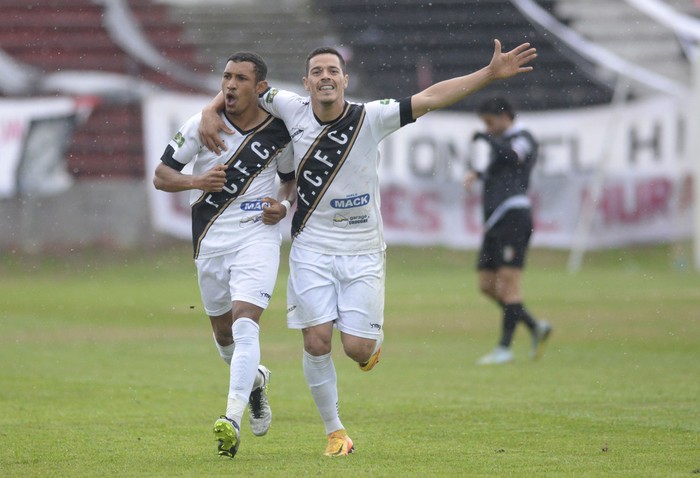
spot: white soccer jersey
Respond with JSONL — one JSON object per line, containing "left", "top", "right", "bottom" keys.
{"left": 259, "top": 88, "right": 414, "bottom": 255}
{"left": 160, "top": 111, "right": 294, "bottom": 259}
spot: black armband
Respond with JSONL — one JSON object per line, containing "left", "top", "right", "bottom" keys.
{"left": 398, "top": 97, "right": 416, "bottom": 127}
{"left": 160, "top": 145, "right": 186, "bottom": 172}
{"left": 278, "top": 170, "right": 295, "bottom": 182}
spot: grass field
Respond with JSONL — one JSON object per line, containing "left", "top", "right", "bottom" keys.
{"left": 1, "top": 243, "right": 698, "bottom": 477}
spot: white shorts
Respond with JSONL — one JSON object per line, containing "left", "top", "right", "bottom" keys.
{"left": 195, "top": 241, "right": 280, "bottom": 316}
{"left": 286, "top": 246, "right": 385, "bottom": 340}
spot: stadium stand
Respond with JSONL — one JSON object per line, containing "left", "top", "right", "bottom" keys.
{"left": 0, "top": 0, "right": 693, "bottom": 252}
{"left": 165, "top": 0, "right": 338, "bottom": 84}
{"left": 0, "top": 0, "right": 636, "bottom": 180}
{"left": 0, "top": 0, "right": 213, "bottom": 179}
{"left": 311, "top": 0, "right": 614, "bottom": 111}
{"left": 550, "top": 0, "right": 690, "bottom": 90}
{"left": 166, "top": 0, "right": 614, "bottom": 111}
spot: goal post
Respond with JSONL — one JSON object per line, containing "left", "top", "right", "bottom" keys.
{"left": 622, "top": 0, "right": 700, "bottom": 272}
{"left": 566, "top": 80, "right": 630, "bottom": 274}
{"left": 692, "top": 47, "right": 700, "bottom": 271}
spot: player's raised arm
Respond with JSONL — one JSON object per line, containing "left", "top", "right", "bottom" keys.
{"left": 410, "top": 39, "right": 536, "bottom": 120}
{"left": 199, "top": 92, "right": 232, "bottom": 155}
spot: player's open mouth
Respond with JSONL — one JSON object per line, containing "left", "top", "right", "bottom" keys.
{"left": 319, "top": 85, "right": 334, "bottom": 91}
{"left": 225, "top": 93, "right": 237, "bottom": 106}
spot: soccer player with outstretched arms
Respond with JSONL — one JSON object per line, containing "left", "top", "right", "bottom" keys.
{"left": 198, "top": 39, "right": 536, "bottom": 456}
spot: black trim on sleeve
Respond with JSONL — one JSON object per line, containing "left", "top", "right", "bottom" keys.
{"left": 160, "top": 145, "right": 186, "bottom": 172}
{"left": 398, "top": 97, "right": 416, "bottom": 126}
{"left": 278, "top": 170, "right": 295, "bottom": 182}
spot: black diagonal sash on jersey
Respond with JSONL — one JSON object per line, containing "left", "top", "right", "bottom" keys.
{"left": 292, "top": 103, "right": 365, "bottom": 237}
{"left": 191, "top": 116, "right": 286, "bottom": 258}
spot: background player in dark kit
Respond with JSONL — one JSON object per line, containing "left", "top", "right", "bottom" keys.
{"left": 464, "top": 97, "right": 552, "bottom": 365}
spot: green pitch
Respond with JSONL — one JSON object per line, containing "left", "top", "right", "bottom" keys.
{"left": 1, "top": 244, "right": 698, "bottom": 477}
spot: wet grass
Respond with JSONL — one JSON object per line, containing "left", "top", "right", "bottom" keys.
{"left": 1, "top": 243, "right": 698, "bottom": 477}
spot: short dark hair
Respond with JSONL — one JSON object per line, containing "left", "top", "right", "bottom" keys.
{"left": 305, "top": 47, "right": 346, "bottom": 75}
{"left": 226, "top": 51, "right": 267, "bottom": 82}
{"left": 477, "top": 97, "right": 515, "bottom": 120}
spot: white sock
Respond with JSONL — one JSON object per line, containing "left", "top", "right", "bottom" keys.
{"left": 303, "top": 351, "right": 343, "bottom": 435}
{"left": 226, "top": 318, "right": 260, "bottom": 425}
{"left": 213, "top": 333, "right": 235, "bottom": 365}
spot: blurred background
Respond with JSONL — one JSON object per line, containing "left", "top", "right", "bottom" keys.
{"left": 1, "top": 0, "right": 698, "bottom": 271}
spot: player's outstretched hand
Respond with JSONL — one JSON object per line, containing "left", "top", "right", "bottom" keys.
{"left": 261, "top": 197, "right": 288, "bottom": 225}
{"left": 488, "top": 39, "right": 537, "bottom": 80}
{"left": 196, "top": 163, "right": 227, "bottom": 192}
{"left": 198, "top": 107, "right": 234, "bottom": 154}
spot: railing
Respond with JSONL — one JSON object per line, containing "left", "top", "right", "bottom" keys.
{"left": 0, "top": 47, "right": 156, "bottom": 98}
{"left": 509, "top": 0, "right": 687, "bottom": 97}
{"left": 625, "top": 0, "right": 700, "bottom": 42}
{"left": 93, "top": 0, "right": 219, "bottom": 93}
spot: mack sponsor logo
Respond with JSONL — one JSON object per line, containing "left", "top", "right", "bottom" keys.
{"left": 240, "top": 200, "right": 264, "bottom": 211}
{"left": 331, "top": 194, "right": 370, "bottom": 209}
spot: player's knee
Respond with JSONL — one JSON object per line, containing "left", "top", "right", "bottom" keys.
{"left": 342, "top": 338, "right": 374, "bottom": 363}
{"left": 213, "top": 329, "right": 233, "bottom": 346}
{"left": 231, "top": 301, "right": 263, "bottom": 322}
{"left": 479, "top": 280, "right": 496, "bottom": 298}
{"left": 497, "top": 279, "right": 521, "bottom": 303}
{"left": 478, "top": 281, "right": 490, "bottom": 294}
{"left": 343, "top": 345, "right": 367, "bottom": 363}
{"left": 209, "top": 310, "right": 233, "bottom": 345}
{"left": 303, "top": 332, "right": 332, "bottom": 356}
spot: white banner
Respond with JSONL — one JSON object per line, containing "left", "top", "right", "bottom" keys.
{"left": 143, "top": 93, "right": 209, "bottom": 241}
{"left": 143, "top": 93, "right": 692, "bottom": 249}
{"left": 0, "top": 97, "right": 92, "bottom": 198}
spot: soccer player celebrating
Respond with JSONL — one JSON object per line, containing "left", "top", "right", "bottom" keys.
{"left": 153, "top": 52, "right": 296, "bottom": 458}
{"left": 465, "top": 97, "right": 552, "bottom": 365}
{"left": 199, "top": 39, "right": 536, "bottom": 456}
